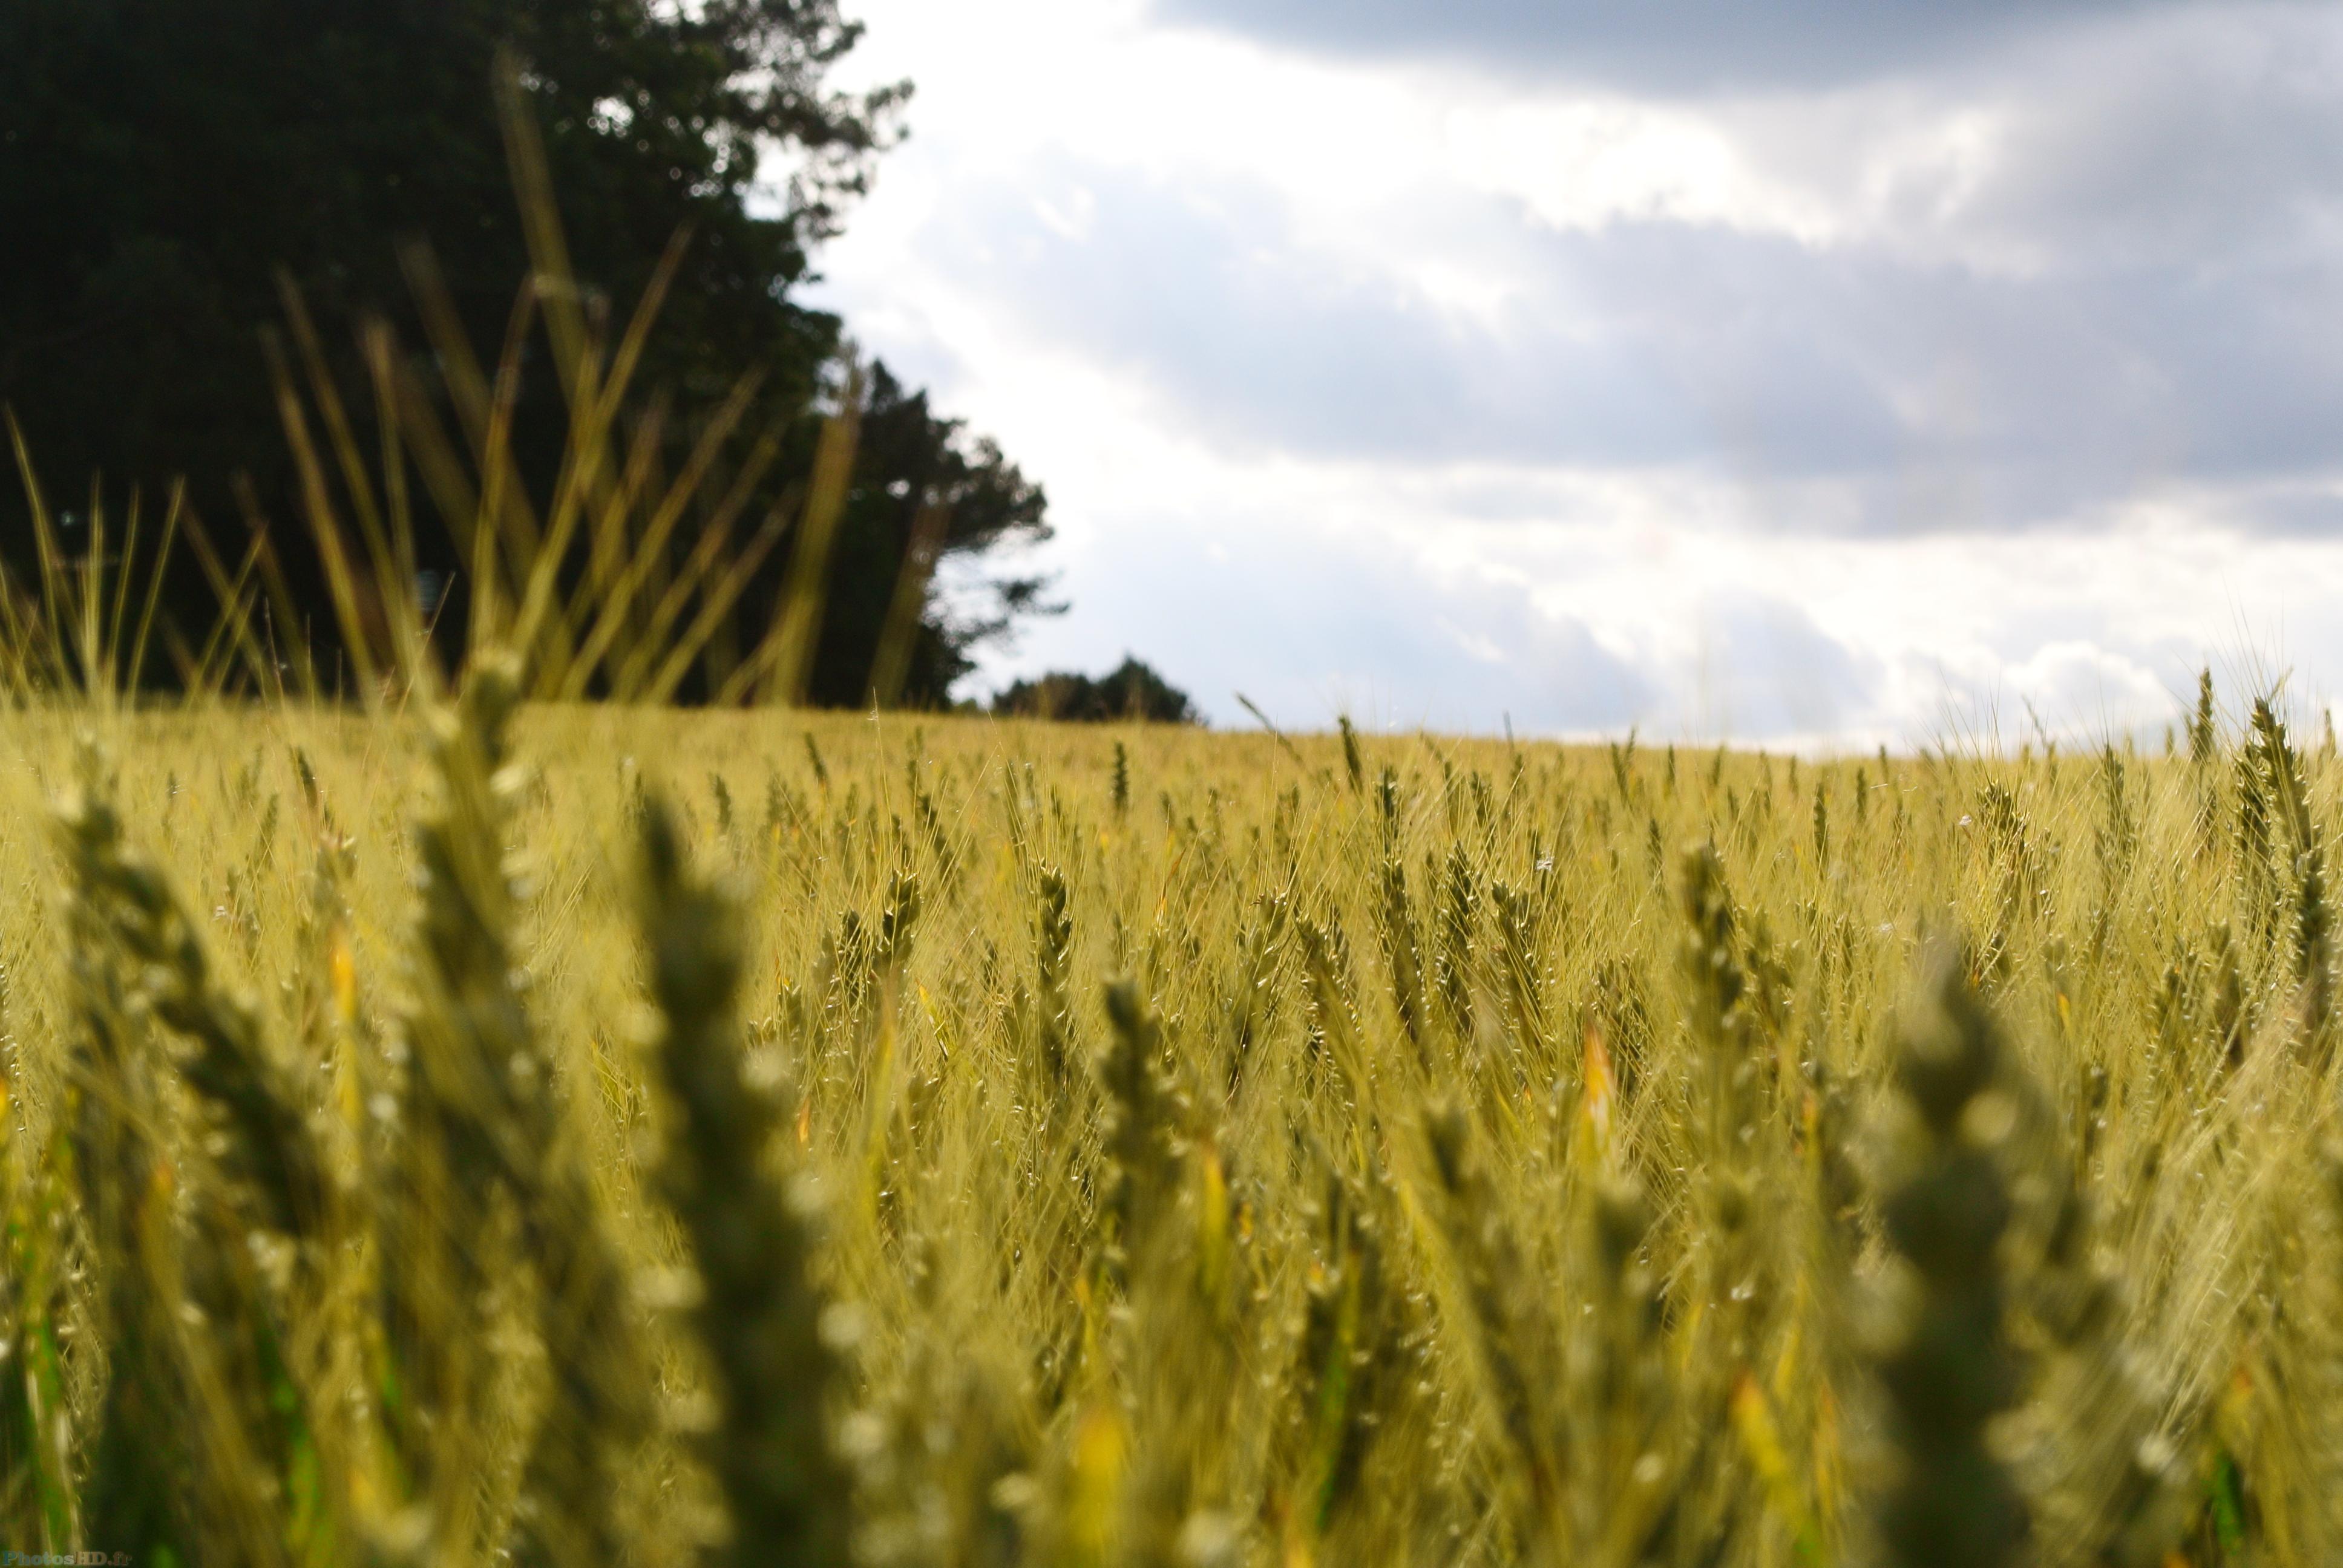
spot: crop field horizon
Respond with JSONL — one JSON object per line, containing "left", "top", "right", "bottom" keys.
{"left": 0, "top": 676, "right": 2338, "bottom": 1565}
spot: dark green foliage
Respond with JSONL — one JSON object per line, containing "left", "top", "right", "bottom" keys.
{"left": 993, "top": 657, "right": 1198, "bottom": 724}
{"left": 799, "top": 364, "right": 1055, "bottom": 706}
{"left": 1, "top": 1, "right": 1049, "bottom": 705}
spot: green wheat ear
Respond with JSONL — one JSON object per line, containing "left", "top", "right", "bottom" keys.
{"left": 1873, "top": 945, "right": 2028, "bottom": 1568}
{"left": 1035, "top": 866, "right": 1075, "bottom": 1095}
{"left": 1096, "top": 977, "right": 1184, "bottom": 1293}
{"left": 637, "top": 792, "right": 856, "bottom": 1568}
{"left": 64, "top": 755, "right": 356, "bottom": 1557}
{"left": 1274, "top": 1158, "right": 1391, "bottom": 1550}
{"left": 399, "top": 655, "right": 653, "bottom": 1565}
{"left": 1422, "top": 1101, "right": 1564, "bottom": 1555}
{"left": 1337, "top": 715, "right": 1364, "bottom": 794}
{"left": 0, "top": 1073, "right": 76, "bottom": 1554}
{"left": 56, "top": 756, "right": 199, "bottom": 1562}
{"left": 87, "top": 826, "right": 331, "bottom": 1247}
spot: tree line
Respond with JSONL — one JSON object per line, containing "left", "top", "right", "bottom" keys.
{"left": 0, "top": 0, "right": 1054, "bottom": 706}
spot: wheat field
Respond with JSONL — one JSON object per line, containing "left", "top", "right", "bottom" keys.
{"left": 2, "top": 104, "right": 2333, "bottom": 1560}
{"left": 0, "top": 663, "right": 2336, "bottom": 1566}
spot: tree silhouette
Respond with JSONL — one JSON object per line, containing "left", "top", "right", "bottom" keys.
{"left": 0, "top": 0, "right": 1051, "bottom": 704}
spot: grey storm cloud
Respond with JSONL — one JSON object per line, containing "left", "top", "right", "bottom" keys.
{"left": 1145, "top": 0, "right": 2219, "bottom": 92}
{"left": 926, "top": 154, "right": 2343, "bottom": 532}
{"left": 1890, "top": 6, "right": 2343, "bottom": 267}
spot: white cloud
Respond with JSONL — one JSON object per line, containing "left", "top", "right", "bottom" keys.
{"left": 802, "top": 0, "right": 2343, "bottom": 743}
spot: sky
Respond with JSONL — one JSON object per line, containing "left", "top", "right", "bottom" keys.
{"left": 793, "top": 0, "right": 2343, "bottom": 747}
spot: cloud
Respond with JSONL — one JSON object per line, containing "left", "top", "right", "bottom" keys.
{"left": 811, "top": 0, "right": 2343, "bottom": 742}
{"left": 909, "top": 153, "right": 2343, "bottom": 532}
{"left": 1829, "top": 5, "right": 2343, "bottom": 270}
{"left": 960, "top": 500, "right": 1656, "bottom": 734}
{"left": 1146, "top": 0, "right": 2211, "bottom": 93}
{"left": 921, "top": 168, "right": 1700, "bottom": 468}
{"left": 1692, "top": 596, "right": 1883, "bottom": 743}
